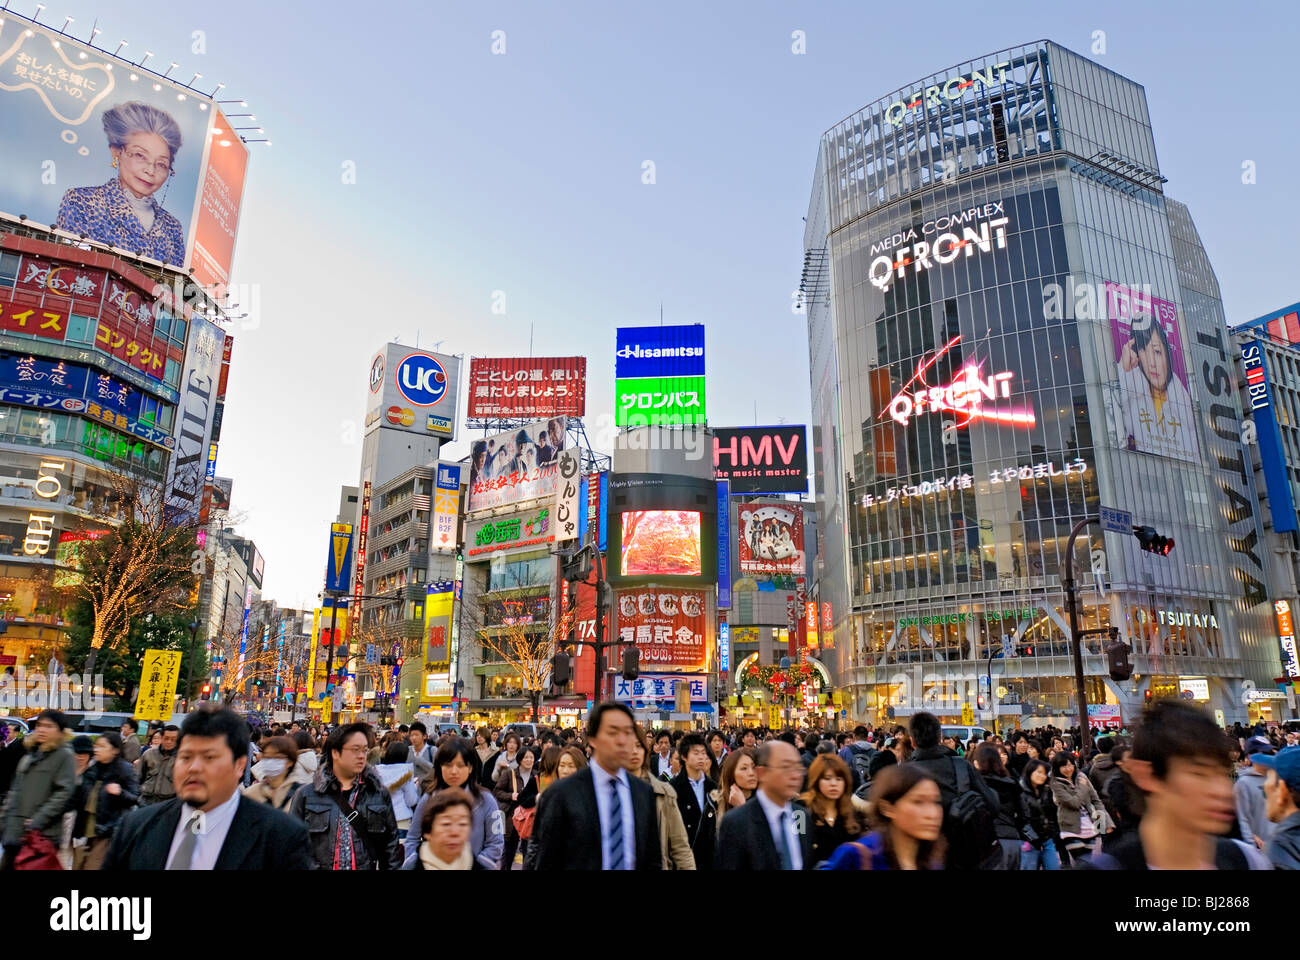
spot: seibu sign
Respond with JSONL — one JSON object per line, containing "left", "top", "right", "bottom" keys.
{"left": 712, "top": 425, "right": 807, "bottom": 493}
{"left": 869, "top": 202, "right": 1010, "bottom": 292}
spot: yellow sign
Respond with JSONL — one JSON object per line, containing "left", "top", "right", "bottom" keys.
{"left": 961, "top": 703, "right": 975, "bottom": 726}
{"left": 320, "top": 699, "right": 332, "bottom": 723}
{"left": 768, "top": 705, "right": 783, "bottom": 728}
{"left": 832, "top": 691, "right": 844, "bottom": 707}
{"left": 312, "top": 601, "right": 347, "bottom": 681}
{"left": 424, "top": 587, "right": 454, "bottom": 673}
{"left": 134, "top": 649, "right": 182, "bottom": 723}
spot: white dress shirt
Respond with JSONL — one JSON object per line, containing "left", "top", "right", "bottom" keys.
{"left": 165, "top": 788, "right": 242, "bottom": 870}
{"left": 591, "top": 761, "right": 636, "bottom": 870}
{"left": 755, "top": 788, "right": 803, "bottom": 870}
{"left": 687, "top": 772, "right": 706, "bottom": 810}
{"left": 654, "top": 753, "right": 673, "bottom": 778}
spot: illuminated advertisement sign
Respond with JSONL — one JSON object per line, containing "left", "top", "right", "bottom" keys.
{"left": 861, "top": 457, "right": 1089, "bottom": 507}
{"left": 868, "top": 203, "right": 1010, "bottom": 292}
{"left": 613, "top": 674, "right": 707, "bottom": 704}
{"left": 190, "top": 110, "right": 250, "bottom": 296}
{"left": 620, "top": 510, "right": 702, "bottom": 577}
{"left": 465, "top": 506, "right": 553, "bottom": 558}
{"left": 425, "top": 585, "right": 453, "bottom": 672}
{"left": 1275, "top": 600, "right": 1299, "bottom": 679}
{"left": 1177, "top": 677, "right": 1210, "bottom": 701}
{"left": 363, "top": 343, "right": 459, "bottom": 440}
{"left": 1241, "top": 340, "right": 1297, "bottom": 533}
{"left": 882, "top": 61, "right": 1010, "bottom": 128}
{"left": 325, "top": 523, "right": 353, "bottom": 594}
{"left": 736, "top": 503, "right": 805, "bottom": 577}
{"left": 615, "top": 324, "right": 706, "bottom": 426}
{"left": 719, "top": 620, "right": 730, "bottom": 672}
{"left": 716, "top": 480, "right": 731, "bottom": 610}
{"left": 712, "top": 426, "right": 807, "bottom": 493}
{"left": 432, "top": 464, "right": 461, "bottom": 552}
{"left": 467, "top": 416, "right": 569, "bottom": 513}
{"left": 615, "top": 588, "right": 709, "bottom": 670}
{"left": 467, "top": 356, "right": 586, "bottom": 419}
{"left": 348, "top": 481, "right": 371, "bottom": 644}
{"left": 165, "top": 316, "right": 224, "bottom": 524}
{"left": 880, "top": 333, "right": 1034, "bottom": 430}
{"left": 1107, "top": 282, "right": 1199, "bottom": 463}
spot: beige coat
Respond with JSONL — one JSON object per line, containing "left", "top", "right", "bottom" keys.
{"left": 649, "top": 777, "right": 696, "bottom": 870}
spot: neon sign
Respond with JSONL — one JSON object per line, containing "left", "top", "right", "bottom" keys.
{"left": 1276, "top": 600, "right": 1299, "bottom": 679}
{"left": 860, "top": 457, "right": 1088, "bottom": 508}
{"left": 880, "top": 334, "right": 1034, "bottom": 429}
{"left": 883, "top": 62, "right": 1011, "bottom": 128}
{"left": 868, "top": 203, "right": 1010, "bottom": 292}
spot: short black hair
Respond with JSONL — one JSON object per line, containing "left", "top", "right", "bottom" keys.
{"left": 120, "top": 718, "right": 139, "bottom": 732}
{"left": 163, "top": 724, "right": 180, "bottom": 734}
{"left": 908, "top": 712, "right": 941, "bottom": 750}
{"left": 586, "top": 701, "right": 634, "bottom": 739}
{"left": 34, "top": 708, "right": 67, "bottom": 730}
{"left": 777, "top": 731, "right": 797, "bottom": 746}
{"left": 804, "top": 733, "right": 820, "bottom": 752}
{"left": 326, "top": 722, "right": 373, "bottom": 766}
{"left": 853, "top": 725, "right": 871, "bottom": 739}
{"left": 1132, "top": 700, "right": 1230, "bottom": 781}
{"left": 410, "top": 721, "right": 427, "bottom": 736}
{"left": 178, "top": 707, "right": 250, "bottom": 764}
{"left": 1096, "top": 735, "right": 1115, "bottom": 755}
{"left": 655, "top": 730, "right": 671, "bottom": 744}
{"left": 677, "top": 732, "right": 709, "bottom": 761}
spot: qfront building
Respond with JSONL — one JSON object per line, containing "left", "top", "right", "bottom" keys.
{"left": 803, "top": 40, "right": 1289, "bottom": 729}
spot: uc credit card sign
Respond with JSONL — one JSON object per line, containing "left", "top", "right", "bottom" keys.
{"left": 615, "top": 324, "right": 705, "bottom": 379}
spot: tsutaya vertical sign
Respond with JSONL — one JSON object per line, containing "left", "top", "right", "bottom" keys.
{"left": 23, "top": 459, "right": 64, "bottom": 555}
{"left": 349, "top": 480, "right": 372, "bottom": 644}
{"left": 1276, "top": 600, "right": 1299, "bottom": 680}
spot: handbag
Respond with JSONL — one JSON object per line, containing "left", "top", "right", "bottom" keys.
{"left": 15, "top": 829, "right": 63, "bottom": 870}
{"left": 510, "top": 769, "right": 536, "bottom": 839}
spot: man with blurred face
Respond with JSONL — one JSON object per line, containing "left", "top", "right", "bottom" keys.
{"left": 103, "top": 708, "right": 310, "bottom": 870}
{"left": 715, "top": 740, "right": 814, "bottom": 870}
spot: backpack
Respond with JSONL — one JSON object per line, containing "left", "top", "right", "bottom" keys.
{"left": 848, "top": 745, "right": 875, "bottom": 788}
{"left": 944, "top": 758, "right": 998, "bottom": 870}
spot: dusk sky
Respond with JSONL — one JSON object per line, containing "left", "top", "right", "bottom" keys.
{"left": 23, "top": 0, "right": 1297, "bottom": 608}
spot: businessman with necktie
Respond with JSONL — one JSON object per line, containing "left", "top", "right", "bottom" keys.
{"left": 715, "top": 740, "right": 815, "bottom": 870}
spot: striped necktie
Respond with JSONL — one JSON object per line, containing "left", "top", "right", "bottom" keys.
{"left": 607, "top": 779, "right": 626, "bottom": 870}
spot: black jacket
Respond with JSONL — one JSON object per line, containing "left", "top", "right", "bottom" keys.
{"left": 102, "top": 795, "right": 311, "bottom": 869}
{"left": 670, "top": 770, "right": 717, "bottom": 870}
{"left": 1105, "top": 771, "right": 1141, "bottom": 835}
{"left": 983, "top": 774, "right": 1024, "bottom": 841}
{"left": 715, "top": 795, "right": 815, "bottom": 871}
{"left": 1077, "top": 831, "right": 1250, "bottom": 870}
{"left": 493, "top": 765, "right": 539, "bottom": 817}
{"left": 288, "top": 764, "right": 403, "bottom": 870}
{"left": 532, "top": 766, "right": 661, "bottom": 870}
{"left": 1018, "top": 778, "right": 1059, "bottom": 847}
{"left": 69, "top": 758, "right": 140, "bottom": 839}
{"left": 908, "top": 746, "right": 1001, "bottom": 815}
{"left": 807, "top": 810, "right": 856, "bottom": 867}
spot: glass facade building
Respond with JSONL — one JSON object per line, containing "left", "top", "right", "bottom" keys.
{"left": 803, "top": 41, "right": 1286, "bottom": 727}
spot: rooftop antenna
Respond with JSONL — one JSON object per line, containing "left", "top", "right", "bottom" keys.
{"left": 529, "top": 321, "right": 533, "bottom": 358}
{"left": 659, "top": 302, "right": 663, "bottom": 326}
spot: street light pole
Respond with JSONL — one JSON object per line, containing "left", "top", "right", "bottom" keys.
{"left": 185, "top": 618, "right": 198, "bottom": 712}
{"left": 1062, "top": 514, "right": 1100, "bottom": 758}
{"left": 985, "top": 646, "right": 996, "bottom": 736}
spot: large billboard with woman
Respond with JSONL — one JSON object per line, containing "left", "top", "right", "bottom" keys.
{"left": 1105, "top": 281, "right": 1201, "bottom": 463}
{"left": 0, "top": 20, "right": 243, "bottom": 283}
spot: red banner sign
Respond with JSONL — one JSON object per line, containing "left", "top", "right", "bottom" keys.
{"left": 467, "top": 356, "right": 587, "bottom": 418}
{"left": 615, "top": 588, "right": 708, "bottom": 671}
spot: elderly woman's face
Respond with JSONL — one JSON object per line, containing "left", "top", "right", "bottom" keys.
{"left": 113, "top": 131, "right": 172, "bottom": 198}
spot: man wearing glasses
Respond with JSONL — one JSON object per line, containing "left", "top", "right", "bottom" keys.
{"left": 290, "top": 722, "right": 403, "bottom": 870}
{"left": 715, "top": 741, "right": 814, "bottom": 870}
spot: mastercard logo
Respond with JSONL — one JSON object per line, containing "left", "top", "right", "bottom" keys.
{"left": 386, "top": 406, "right": 415, "bottom": 426}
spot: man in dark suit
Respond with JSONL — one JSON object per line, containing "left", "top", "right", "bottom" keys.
{"left": 533, "top": 702, "right": 660, "bottom": 870}
{"left": 103, "top": 707, "right": 310, "bottom": 870}
{"left": 715, "top": 740, "right": 814, "bottom": 870}
{"left": 670, "top": 732, "right": 717, "bottom": 869}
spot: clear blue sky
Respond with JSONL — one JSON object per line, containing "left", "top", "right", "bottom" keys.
{"left": 26, "top": 0, "right": 1299, "bottom": 607}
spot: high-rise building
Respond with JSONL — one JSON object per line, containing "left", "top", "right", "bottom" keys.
{"left": 802, "top": 40, "right": 1288, "bottom": 728}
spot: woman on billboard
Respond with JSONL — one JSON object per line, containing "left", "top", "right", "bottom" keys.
{"left": 54, "top": 101, "right": 187, "bottom": 265}
{"left": 1114, "top": 313, "right": 1199, "bottom": 462}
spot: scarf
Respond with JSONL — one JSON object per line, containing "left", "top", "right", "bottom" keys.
{"left": 418, "top": 839, "right": 473, "bottom": 871}
{"left": 332, "top": 778, "right": 365, "bottom": 871}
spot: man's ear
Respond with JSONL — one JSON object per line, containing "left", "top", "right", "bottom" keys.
{"left": 1125, "top": 757, "right": 1156, "bottom": 794}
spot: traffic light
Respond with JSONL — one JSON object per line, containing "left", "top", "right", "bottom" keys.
{"left": 562, "top": 547, "right": 592, "bottom": 583}
{"left": 621, "top": 646, "right": 640, "bottom": 681}
{"left": 977, "top": 694, "right": 986, "bottom": 710}
{"left": 201, "top": 683, "right": 211, "bottom": 699}
{"left": 1106, "top": 631, "right": 1133, "bottom": 682}
{"left": 395, "top": 657, "right": 404, "bottom": 668}
{"left": 551, "top": 651, "right": 571, "bottom": 686}
{"left": 1134, "top": 526, "right": 1175, "bottom": 556}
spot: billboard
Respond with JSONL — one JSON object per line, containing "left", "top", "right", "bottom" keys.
{"left": 466, "top": 416, "right": 569, "bottom": 513}
{"left": 716, "top": 480, "right": 731, "bottom": 609}
{"left": 364, "top": 343, "right": 460, "bottom": 440}
{"left": 614, "top": 324, "right": 706, "bottom": 426}
{"left": 554, "top": 448, "right": 582, "bottom": 543}
{"left": 467, "top": 356, "right": 586, "bottom": 418}
{"left": 465, "top": 504, "right": 553, "bottom": 559}
{"left": 736, "top": 503, "right": 806, "bottom": 577}
{"left": 189, "top": 111, "right": 249, "bottom": 296}
{"left": 1240, "top": 340, "right": 1297, "bottom": 533}
{"left": 425, "top": 585, "right": 453, "bottom": 672}
{"left": 432, "top": 463, "right": 461, "bottom": 552}
{"left": 712, "top": 426, "right": 808, "bottom": 493}
{"left": 1244, "top": 301, "right": 1300, "bottom": 346}
{"left": 620, "top": 510, "right": 702, "bottom": 577}
{"left": 1106, "top": 282, "right": 1200, "bottom": 463}
{"left": 614, "top": 587, "right": 709, "bottom": 671}
{"left": 325, "top": 523, "right": 353, "bottom": 593}
{"left": 0, "top": 21, "right": 241, "bottom": 278}
{"left": 210, "top": 476, "right": 233, "bottom": 513}
{"left": 166, "top": 316, "right": 225, "bottom": 524}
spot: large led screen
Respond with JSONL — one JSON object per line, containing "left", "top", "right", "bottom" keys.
{"left": 620, "top": 510, "right": 701, "bottom": 577}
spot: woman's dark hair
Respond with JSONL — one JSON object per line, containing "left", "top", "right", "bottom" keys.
{"left": 291, "top": 730, "right": 315, "bottom": 752}
{"left": 972, "top": 742, "right": 1008, "bottom": 779}
{"left": 558, "top": 746, "right": 587, "bottom": 775}
{"left": 261, "top": 735, "right": 298, "bottom": 768}
{"left": 717, "top": 747, "right": 758, "bottom": 817}
{"left": 866, "top": 764, "right": 946, "bottom": 870}
{"left": 97, "top": 731, "right": 124, "bottom": 755}
{"left": 382, "top": 741, "right": 409, "bottom": 765}
{"left": 420, "top": 788, "right": 475, "bottom": 836}
{"left": 1050, "top": 751, "right": 1077, "bottom": 779}
{"left": 629, "top": 723, "right": 651, "bottom": 777}
{"left": 1131, "top": 316, "right": 1173, "bottom": 390}
{"left": 1020, "top": 758, "right": 1052, "bottom": 792}
{"left": 428, "top": 737, "right": 482, "bottom": 797}
{"left": 538, "top": 745, "right": 562, "bottom": 777}
{"left": 178, "top": 707, "right": 250, "bottom": 764}
{"left": 502, "top": 732, "right": 521, "bottom": 752}
{"left": 798, "top": 754, "right": 862, "bottom": 837}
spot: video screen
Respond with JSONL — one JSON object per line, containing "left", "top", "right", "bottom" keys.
{"left": 620, "top": 510, "right": 702, "bottom": 577}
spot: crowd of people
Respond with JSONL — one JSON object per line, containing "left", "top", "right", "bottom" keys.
{"left": 1, "top": 701, "right": 1298, "bottom": 871}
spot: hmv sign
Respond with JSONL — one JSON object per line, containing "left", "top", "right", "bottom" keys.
{"left": 713, "top": 425, "right": 808, "bottom": 494}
